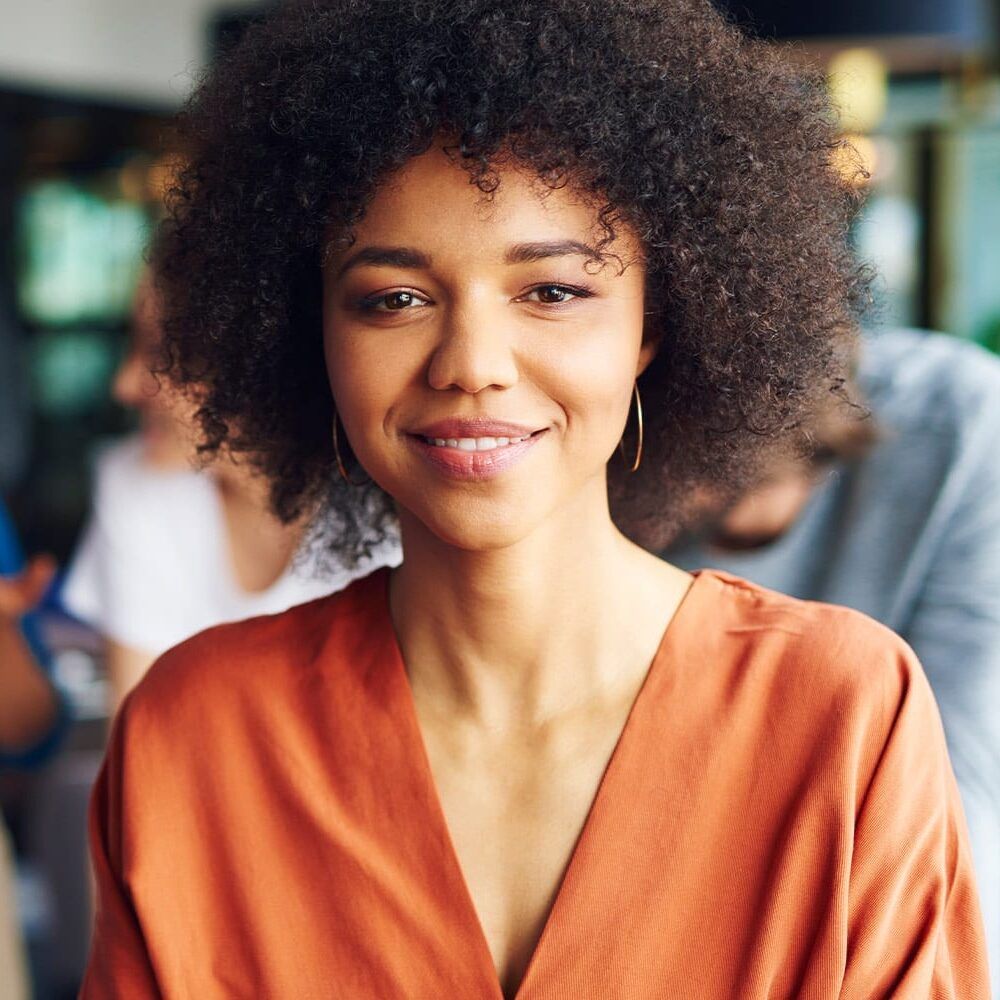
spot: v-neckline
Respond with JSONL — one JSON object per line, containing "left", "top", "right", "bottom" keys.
{"left": 375, "top": 568, "right": 706, "bottom": 1000}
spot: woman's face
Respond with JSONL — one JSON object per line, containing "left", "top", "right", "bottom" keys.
{"left": 322, "top": 145, "right": 652, "bottom": 551}
{"left": 113, "top": 278, "right": 201, "bottom": 470}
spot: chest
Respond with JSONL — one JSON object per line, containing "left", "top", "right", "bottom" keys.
{"left": 132, "top": 710, "right": 854, "bottom": 1000}
{"left": 127, "top": 608, "right": 861, "bottom": 1000}
{"left": 418, "top": 710, "right": 631, "bottom": 997}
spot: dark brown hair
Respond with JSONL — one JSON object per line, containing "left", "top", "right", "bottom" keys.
{"left": 154, "top": 0, "right": 871, "bottom": 561}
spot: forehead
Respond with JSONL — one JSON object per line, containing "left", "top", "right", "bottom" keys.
{"left": 335, "top": 145, "right": 637, "bottom": 265}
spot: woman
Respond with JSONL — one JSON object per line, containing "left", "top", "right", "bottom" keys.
{"left": 62, "top": 273, "right": 397, "bottom": 709}
{"left": 82, "top": 1, "right": 988, "bottom": 996}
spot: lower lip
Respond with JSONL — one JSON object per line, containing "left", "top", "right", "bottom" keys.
{"left": 408, "top": 432, "right": 545, "bottom": 481}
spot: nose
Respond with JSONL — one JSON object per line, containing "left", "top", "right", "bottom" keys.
{"left": 426, "top": 301, "right": 519, "bottom": 394}
{"left": 112, "top": 350, "right": 155, "bottom": 410}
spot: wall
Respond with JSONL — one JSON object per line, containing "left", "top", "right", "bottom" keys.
{"left": 0, "top": 0, "right": 264, "bottom": 107}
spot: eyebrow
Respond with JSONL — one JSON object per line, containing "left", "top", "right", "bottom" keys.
{"left": 335, "top": 246, "right": 431, "bottom": 279}
{"left": 334, "top": 239, "right": 600, "bottom": 279}
{"left": 504, "top": 239, "right": 600, "bottom": 265}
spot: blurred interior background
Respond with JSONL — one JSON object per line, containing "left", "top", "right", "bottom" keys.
{"left": 0, "top": 6, "right": 272, "bottom": 997}
{"left": 1, "top": 0, "right": 1000, "bottom": 996}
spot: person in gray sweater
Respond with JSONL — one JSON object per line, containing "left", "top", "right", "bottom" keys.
{"left": 665, "top": 327, "right": 1000, "bottom": 992}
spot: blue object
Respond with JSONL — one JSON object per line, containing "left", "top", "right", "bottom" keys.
{"left": 715, "top": 0, "right": 991, "bottom": 44}
{"left": 0, "top": 499, "right": 72, "bottom": 768}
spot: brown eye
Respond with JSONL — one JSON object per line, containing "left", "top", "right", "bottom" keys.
{"left": 523, "top": 284, "right": 590, "bottom": 305}
{"left": 360, "top": 289, "right": 429, "bottom": 312}
{"left": 383, "top": 291, "right": 417, "bottom": 310}
{"left": 536, "top": 286, "right": 572, "bottom": 304}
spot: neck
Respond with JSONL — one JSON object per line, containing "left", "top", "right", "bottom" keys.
{"left": 211, "top": 456, "right": 304, "bottom": 593}
{"left": 213, "top": 456, "right": 273, "bottom": 508}
{"left": 390, "top": 478, "right": 690, "bottom": 730}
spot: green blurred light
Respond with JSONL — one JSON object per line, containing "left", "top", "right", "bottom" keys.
{"left": 30, "top": 330, "right": 118, "bottom": 417}
{"left": 17, "top": 181, "right": 150, "bottom": 326}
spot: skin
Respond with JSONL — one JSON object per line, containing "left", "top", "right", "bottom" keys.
{"left": 0, "top": 556, "right": 59, "bottom": 751}
{"left": 704, "top": 393, "right": 866, "bottom": 551}
{"left": 709, "top": 464, "right": 818, "bottom": 551}
{"left": 102, "top": 279, "right": 302, "bottom": 710}
{"left": 111, "top": 276, "right": 201, "bottom": 472}
{"left": 322, "top": 145, "right": 693, "bottom": 998}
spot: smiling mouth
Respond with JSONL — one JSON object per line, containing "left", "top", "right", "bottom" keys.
{"left": 407, "top": 427, "right": 546, "bottom": 480}
{"left": 418, "top": 432, "right": 539, "bottom": 452}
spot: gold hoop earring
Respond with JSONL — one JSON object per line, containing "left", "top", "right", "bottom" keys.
{"left": 618, "top": 382, "right": 643, "bottom": 474}
{"left": 332, "top": 411, "right": 365, "bottom": 486}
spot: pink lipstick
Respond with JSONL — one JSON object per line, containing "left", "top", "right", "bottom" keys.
{"left": 407, "top": 418, "right": 547, "bottom": 481}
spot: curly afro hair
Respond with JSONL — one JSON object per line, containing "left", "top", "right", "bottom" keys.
{"left": 154, "top": 0, "right": 870, "bottom": 563}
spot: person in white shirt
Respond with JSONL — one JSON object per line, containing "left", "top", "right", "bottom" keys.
{"left": 61, "top": 274, "right": 399, "bottom": 709}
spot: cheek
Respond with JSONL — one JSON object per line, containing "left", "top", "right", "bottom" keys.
{"left": 534, "top": 321, "right": 642, "bottom": 452}
{"left": 157, "top": 384, "right": 191, "bottom": 418}
{"left": 557, "top": 363, "right": 633, "bottom": 460}
{"left": 133, "top": 370, "right": 161, "bottom": 403}
{"left": 325, "top": 328, "right": 414, "bottom": 455}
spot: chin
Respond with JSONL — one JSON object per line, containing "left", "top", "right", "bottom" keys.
{"left": 402, "top": 495, "right": 539, "bottom": 554}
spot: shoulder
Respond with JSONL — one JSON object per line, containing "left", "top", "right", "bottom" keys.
{"left": 860, "top": 331, "right": 1000, "bottom": 517}
{"left": 861, "top": 328, "right": 1000, "bottom": 435}
{"left": 122, "top": 567, "right": 390, "bottom": 732}
{"left": 90, "top": 436, "right": 152, "bottom": 497}
{"left": 89, "top": 436, "right": 211, "bottom": 525}
{"left": 693, "top": 570, "right": 935, "bottom": 746}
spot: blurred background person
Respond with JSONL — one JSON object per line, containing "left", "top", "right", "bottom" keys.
{"left": 3, "top": 0, "right": 1000, "bottom": 995}
{"left": 1, "top": 504, "right": 70, "bottom": 1000}
{"left": 59, "top": 271, "right": 400, "bottom": 709}
{"left": 665, "top": 327, "right": 1000, "bottom": 991}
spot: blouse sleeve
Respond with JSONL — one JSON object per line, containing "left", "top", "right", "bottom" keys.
{"left": 80, "top": 703, "right": 162, "bottom": 998}
{"left": 839, "top": 645, "right": 990, "bottom": 998}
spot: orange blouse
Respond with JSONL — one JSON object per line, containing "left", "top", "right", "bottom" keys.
{"left": 81, "top": 569, "right": 988, "bottom": 998}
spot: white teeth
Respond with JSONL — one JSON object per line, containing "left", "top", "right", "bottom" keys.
{"left": 422, "top": 433, "right": 534, "bottom": 451}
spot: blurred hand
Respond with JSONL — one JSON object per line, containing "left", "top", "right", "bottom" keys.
{"left": 0, "top": 554, "right": 57, "bottom": 620}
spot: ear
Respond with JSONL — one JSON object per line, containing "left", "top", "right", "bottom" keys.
{"left": 636, "top": 337, "right": 659, "bottom": 378}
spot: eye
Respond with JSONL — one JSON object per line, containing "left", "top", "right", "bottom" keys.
{"left": 359, "top": 289, "right": 430, "bottom": 312}
{"left": 522, "top": 284, "right": 592, "bottom": 305}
